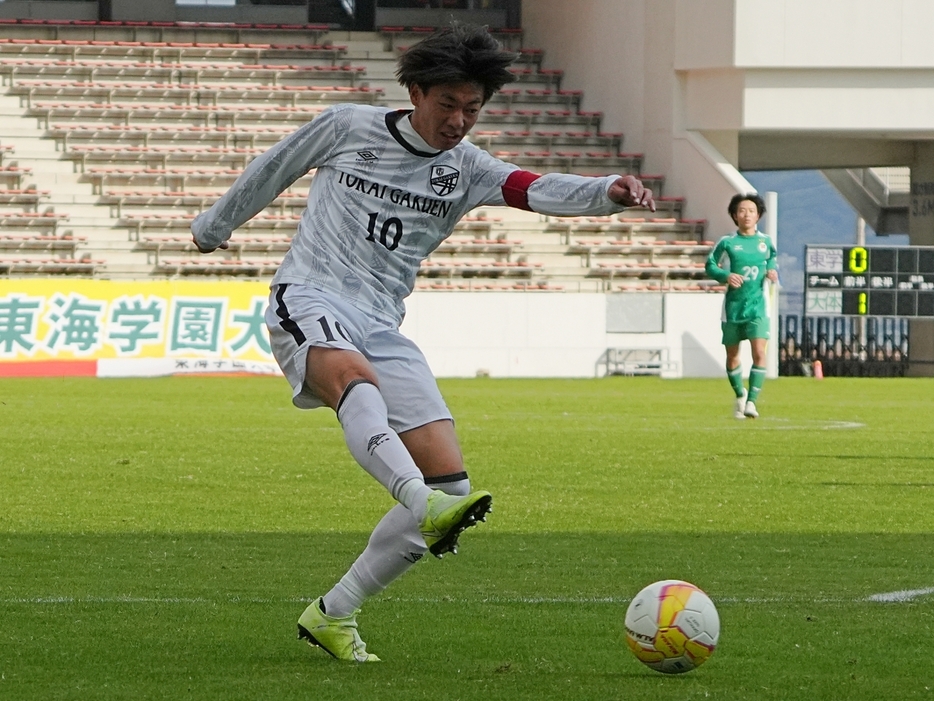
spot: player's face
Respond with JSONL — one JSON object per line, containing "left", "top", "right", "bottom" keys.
{"left": 733, "top": 200, "right": 760, "bottom": 234}
{"left": 409, "top": 82, "right": 484, "bottom": 151}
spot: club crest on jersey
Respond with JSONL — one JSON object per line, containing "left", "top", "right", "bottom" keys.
{"left": 430, "top": 165, "right": 459, "bottom": 196}
{"left": 758, "top": 241, "right": 767, "bottom": 252}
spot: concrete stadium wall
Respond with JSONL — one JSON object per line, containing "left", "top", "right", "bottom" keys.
{"left": 522, "top": 0, "right": 934, "bottom": 224}
{"left": 522, "top": 0, "right": 748, "bottom": 236}
{"left": 401, "top": 291, "right": 731, "bottom": 379}
{"left": 731, "top": 0, "right": 934, "bottom": 69}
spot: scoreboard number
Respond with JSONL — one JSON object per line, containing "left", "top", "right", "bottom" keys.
{"left": 848, "top": 246, "right": 868, "bottom": 274}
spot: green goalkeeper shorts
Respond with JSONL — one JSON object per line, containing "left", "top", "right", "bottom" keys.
{"left": 721, "top": 318, "right": 770, "bottom": 346}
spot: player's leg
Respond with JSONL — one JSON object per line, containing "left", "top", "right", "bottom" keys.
{"left": 315, "top": 333, "right": 492, "bottom": 616}
{"left": 283, "top": 311, "right": 489, "bottom": 661}
{"left": 322, "top": 360, "right": 490, "bottom": 551}
{"left": 266, "top": 285, "right": 435, "bottom": 518}
{"left": 745, "top": 336, "right": 768, "bottom": 418}
{"left": 306, "top": 346, "right": 435, "bottom": 520}
{"left": 723, "top": 323, "right": 746, "bottom": 419}
{"left": 368, "top": 328, "right": 491, "bottom": 557}
{"left": 399, "top": 419, "right": 491, "bottom": 556}
{"left": 300, "top": 411, "right": 487, "bottom": 661}
{"left": 301, "top": 467, "right": 473, "bottom": 662}
{"left": 320, "top": 468, "right": 472, "bottom": 618}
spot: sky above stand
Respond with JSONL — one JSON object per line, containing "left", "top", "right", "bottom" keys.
{"left": 740, "top": 170, "right": 909, "bottom": 316}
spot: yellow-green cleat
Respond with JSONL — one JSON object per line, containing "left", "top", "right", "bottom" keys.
{"left": 419, "top": 489, "right": 493, "bottom": 558}
{"left": 297, "top": 597, "right": 380, "bottom": 663}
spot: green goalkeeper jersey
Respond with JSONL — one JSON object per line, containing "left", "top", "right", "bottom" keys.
{"left": 705, "top": 231, "right": 778, "bottom": 323}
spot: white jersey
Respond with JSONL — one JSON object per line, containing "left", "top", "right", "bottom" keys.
{"left": 192, "top": 103, "right": 627, "bottom": 326}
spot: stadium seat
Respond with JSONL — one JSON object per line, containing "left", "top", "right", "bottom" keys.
{"left": 0, "top": 233, "right": 82, "bottom": 253}
{"left": 137, "top": 235, "right": 290, "bottom": 264}
{"left": 0, "top": 165, "right": 32, "bottom": 189}
{"left": 11, "top": 80, "right": 384, "bottom": 109}
{"left": 0, "top": 188, "right": 50, "bottom": 211}
{"left": 153, "top": 257, "right": 279, "bottom": 277}
{"left": 0, "top": 20, "right": 710, "bottom": 290}
{"left": 0, "top": 256, "right": 101, "bottom": 275}
{"left": 29, "top": 101, "right": 325, "bottom": 129}
{"left": 103, "top": 189, "right": 303, "bottom": 217}
{"left": 121, "top": 212, "right": 299, "bottom": 240}
{"left": 0, "top": 211, "right": 68, "bottom": 233}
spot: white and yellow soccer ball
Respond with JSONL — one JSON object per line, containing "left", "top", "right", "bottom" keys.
{"left": 624, "top": 579, "right": 720, "bottom": 674}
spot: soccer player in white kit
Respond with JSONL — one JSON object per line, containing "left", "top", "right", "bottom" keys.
{"left": 192, "top": 24, "right": 655, "bottom": 662}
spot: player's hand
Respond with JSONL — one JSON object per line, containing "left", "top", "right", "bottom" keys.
{"left": 191, "top": 235, "right": 229, "bottom": 254}
{"left": 608, "top": 175, "right": 655, "bottom": 212}
{"left": 766, "top": 269, "right": 779, "bottom": 283}
{"left": 727, "top": 273, "right": 744, "bottom": 289}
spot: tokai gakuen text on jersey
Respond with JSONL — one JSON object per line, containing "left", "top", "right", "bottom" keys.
{"left": 337, "top": 171, "right": 454, "bottom": 219}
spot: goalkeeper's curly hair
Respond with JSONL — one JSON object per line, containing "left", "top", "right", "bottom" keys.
{"left": 395, "top": 23, "right": 517, "bottom": 104}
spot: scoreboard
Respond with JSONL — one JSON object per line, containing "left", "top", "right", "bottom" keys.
{"left": 805, "top": 245, "right": 934, "bottom": 317}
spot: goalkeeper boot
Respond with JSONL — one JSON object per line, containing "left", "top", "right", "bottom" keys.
{"left": 744, "top": 400, "right": 759, "bottom": 419}
{"left": 419, "top": 489, "right": 492, "bottom": 558}
{"left": 734, "top": 389, "right": 748, "bottom": 420}
{"left": 297, "top": 597, "right": 380, "bottom": 663}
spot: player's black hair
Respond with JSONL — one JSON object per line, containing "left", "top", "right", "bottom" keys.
{"left": 728, "top": 193, "right": 766, "bottom": 222}
{"left": 395, "top": 23, "right": 517, "bottom": 104}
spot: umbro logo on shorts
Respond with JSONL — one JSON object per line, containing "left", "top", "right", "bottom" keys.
{"left": 367, "top": 433, "right": 389, "bottom": 454}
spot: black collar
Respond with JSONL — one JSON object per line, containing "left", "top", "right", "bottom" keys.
{"left": 385, "top": 110, "right": 442, "bottom": 158}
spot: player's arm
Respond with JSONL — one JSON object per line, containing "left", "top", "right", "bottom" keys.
{"left": 190, "top": 107, "right": 344, "bottom": 253}
{"left": 704, "top": 238, "right": 731, "bottom": 284}
{"left": 467, "top": 149, "right": 654, "bottom": 216}
{"left": 506, "top": 171, "right": 654, "bottom": 216}
{"left": 765, "top": 238, "right": 779, "bottom": 281}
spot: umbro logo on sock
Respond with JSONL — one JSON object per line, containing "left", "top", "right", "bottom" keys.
{"left": 367, "top": 433, "right": 389, "bottom": 454}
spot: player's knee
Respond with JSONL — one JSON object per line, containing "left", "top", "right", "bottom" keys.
{"left": 307, "top": 348, "right": 379, "bottom": 409}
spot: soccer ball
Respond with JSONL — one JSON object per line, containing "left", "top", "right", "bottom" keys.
{"left": 624, "top": 579, "right": 720, "bottom": 674}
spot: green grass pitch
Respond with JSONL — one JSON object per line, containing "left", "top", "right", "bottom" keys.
{"left": 1, "top": 375, "right": 933, "bottom": 700}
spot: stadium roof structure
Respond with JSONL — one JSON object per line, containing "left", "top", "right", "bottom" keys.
{"left": 523, "top": 0, "right": 928, "bottom": 239}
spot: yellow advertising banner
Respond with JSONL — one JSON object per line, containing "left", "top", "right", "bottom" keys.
{"left": 0, "top": 279, "right": 277, "bottom": 375}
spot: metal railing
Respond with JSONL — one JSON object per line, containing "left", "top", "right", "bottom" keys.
{"left": 778, "top": 314, "right": 909, "bottom": 377}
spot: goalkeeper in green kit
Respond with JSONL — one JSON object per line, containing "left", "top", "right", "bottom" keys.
{"left": 705, "top": 193, "right": 778, "bottom": 419}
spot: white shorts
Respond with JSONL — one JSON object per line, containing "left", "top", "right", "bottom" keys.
{"left": 265, "top": 283, "right": 453, "bottom": 433}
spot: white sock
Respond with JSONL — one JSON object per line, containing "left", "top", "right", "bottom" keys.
{"left": 337, "top": 380, "right": 432, "bottom": 517}
{"left": 323, "top": 472, "right": 471, "bottom": 618}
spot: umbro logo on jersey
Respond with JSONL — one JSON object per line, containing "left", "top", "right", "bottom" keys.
{"left": 429, "top": 165, "right": 459, "bottom": 196}
{"left": 356, "top": 150, "right": 378, "bottom": 162}
{"left": 367, "top": 433, "right": 389, "bottom": 454}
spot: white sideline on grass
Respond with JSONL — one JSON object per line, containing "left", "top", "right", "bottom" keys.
{"left": 5, "top": 590, "right": 934, "bottom": 605}
{"left": 864, "top": 587, "right": 934, "bottom": 603}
